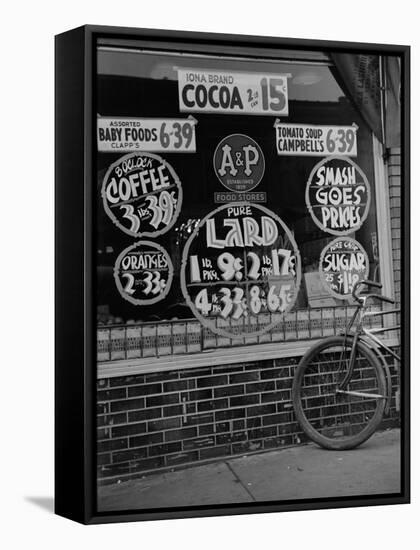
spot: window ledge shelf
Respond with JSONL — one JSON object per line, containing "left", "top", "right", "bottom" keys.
{"left": 97, "top": 337, "right": 399, "bottom": 378}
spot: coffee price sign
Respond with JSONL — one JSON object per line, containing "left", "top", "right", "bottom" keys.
{"left": 114, "top": 241, "right": 174, "bottom": 305}
{"left": 274, "top": 121, "right": 358, "bottom": 157}
{"left": 97, "top": 116, "right": 197, "bottom": 153}
{"left": 101, "top": 152, "right": 183, "bottom": 237}
{"left": 178, "top": 69, "right": 289, "bottom": 116}
{"left": 181, "top": 203, "right": 301, "bottom": 338}
{"left": 306, "top": 156, "right": 371, "bottom": 235}
{"left": 319, "top": 237, "right": 369, "bottom": 300}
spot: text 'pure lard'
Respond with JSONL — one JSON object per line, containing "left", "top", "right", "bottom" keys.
{"left": 206, "top": 206, "right": 278, "bottom": 249}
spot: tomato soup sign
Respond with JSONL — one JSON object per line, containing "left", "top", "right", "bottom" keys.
{"left": 320, "top": 237, "right": 369, "bottom": 300}
{"left": 306, "top": 156, "right": 371, "bottom": 235}
{"left": 181, "top": 203, "right": 301, "bottom": 338}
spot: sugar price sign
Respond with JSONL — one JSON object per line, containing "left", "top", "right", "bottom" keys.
{"left": 101, "top": 152, "right": 183, "bottom": 237}
{"left": 319, "top": 237, "right": 369, "bottom": 300}
{"left": 114, "top": 241, "right": 174, "bottom": 305}
{"left": 181, "top": 203, "right": 301, "bottom": 338}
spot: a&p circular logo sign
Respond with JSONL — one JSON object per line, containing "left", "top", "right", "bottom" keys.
{"left": 213, "top": 134, "right": 265, "bottom": 193}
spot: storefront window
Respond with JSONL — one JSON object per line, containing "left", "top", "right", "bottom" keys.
{"left": 96, "top": 44, "right": 383, "bottom": 351}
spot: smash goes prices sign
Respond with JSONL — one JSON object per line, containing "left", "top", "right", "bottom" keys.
{"left": 181, "top": 203, "right": 301, "bottom": 338}
{"left": 306, "top": 156, "right": 371, "bottom": 236}
{"left": 178, "top": 69, "right": 289, "bottom": 116}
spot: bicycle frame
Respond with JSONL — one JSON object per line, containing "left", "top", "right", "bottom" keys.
{"left": 337, "top": 297, "right": 401, "bottom": 400}
{"left": 361, "top": 314, "right": 401, "bottom": 363}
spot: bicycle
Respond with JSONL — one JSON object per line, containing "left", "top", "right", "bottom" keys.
{"left": 292, "top": 280, "right": 401, "bottom": 450}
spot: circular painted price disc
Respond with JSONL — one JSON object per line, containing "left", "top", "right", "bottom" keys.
{"left": 102, "top": 152, "right": 183, "bottom": 237}
{"left": 114, "top": 241, "right": 174, "bottom": 305}
{"left": 319, "top": 237, "right": 369, "bottom": 300}
{"left": 180, "top": 203, "right": 301, "bottom": 338}
{"left": 305, "top": 155, "right": 371, "bottom": 236}
{"left": 213, "top": 134, "right": 265, "bottom": 192}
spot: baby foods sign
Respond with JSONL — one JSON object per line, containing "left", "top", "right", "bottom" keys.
{"left": 178, "top": 69, "right": 289, "bottom": 116}
{"left": 97, "top": 116, "right": 197, "bottom": 153}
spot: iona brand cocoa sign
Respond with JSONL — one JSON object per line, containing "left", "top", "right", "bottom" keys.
{"left": 178, "top": 69, "right": 289, "bottom": 116}
{"left": 305, "top": 156, "right": 371, "bottom": 235}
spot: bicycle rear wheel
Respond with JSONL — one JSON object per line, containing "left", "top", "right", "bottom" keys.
{"left": 292, "top": 336, "right": 387, "bottom": 450}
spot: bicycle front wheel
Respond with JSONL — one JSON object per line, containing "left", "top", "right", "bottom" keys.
{"left": 292, "top": 336, "right": 387, "bottom": 450}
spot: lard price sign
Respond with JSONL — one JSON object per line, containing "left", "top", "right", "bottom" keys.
{"left": 275, "top": 122, "right": 358, "bottom": 157}
{"left": 178, "top": 69, "right": 289, "bottom": 116}
{"left": 319, "top": 237, "right": 369, "bottom": 300}
{"left": 97, "top": 116, "right": 197, "bottom": 153}
{"left": 181, "top": 203, "right": 301, "bottom": 339}
{"left": 101, "top": 152, "right": 182, "bottom": 238}
{"left": 306, "top": 156, "right": 371, "bottom": 236}
{"left": 114, "top": 241, "right": 174, "bottom": 305}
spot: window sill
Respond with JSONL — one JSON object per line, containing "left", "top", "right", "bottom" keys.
{"left": 97, "top": 336, "right": 399, "bottom": 378}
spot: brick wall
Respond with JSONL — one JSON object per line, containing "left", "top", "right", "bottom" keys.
{"left": 97, "top": 355, "right": 400, "bottom": 483}
{"left": 388, "top": 147, "right": 401, "bottom": 306}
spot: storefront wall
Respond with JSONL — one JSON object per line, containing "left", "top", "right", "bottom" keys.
{"left": 97, "top": 351, "right": 400, "bottom": 483}
{"left": 96, "top": 45, "right": 402, "bottom": 483}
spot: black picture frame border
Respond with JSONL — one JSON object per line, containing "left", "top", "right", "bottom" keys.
{"left": 55, "top": 24, "right": 410, "bottom": 525}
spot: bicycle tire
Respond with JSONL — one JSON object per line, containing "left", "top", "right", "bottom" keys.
{"left": 292, "top": 336, "right": 387, "bottom": 450}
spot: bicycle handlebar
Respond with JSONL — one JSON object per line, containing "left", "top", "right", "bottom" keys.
{"left": 351, "top": 280, "right": 394, "bottom": 305}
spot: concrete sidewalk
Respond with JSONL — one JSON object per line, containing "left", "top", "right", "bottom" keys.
{"left": 98, "top": 429, "right": 401, "bottom": 511}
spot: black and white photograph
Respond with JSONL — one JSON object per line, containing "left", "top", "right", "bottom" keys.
{"left": 89, "top": 29, "right": 409, "bottom": 515}
{"left": 4, "top": 0, "right": 419, "bottom": 547}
